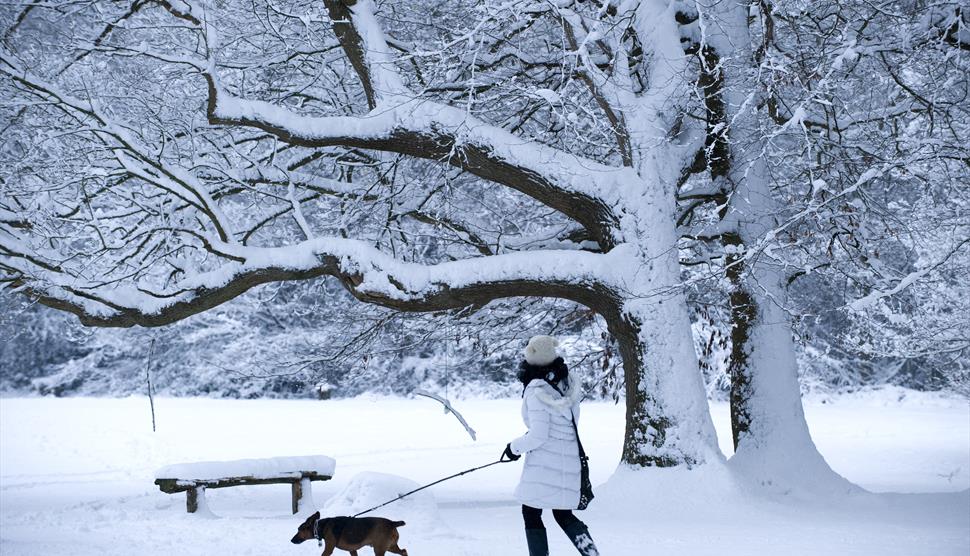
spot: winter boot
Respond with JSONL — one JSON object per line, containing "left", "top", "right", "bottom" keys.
{"left": 525, "top": 528, "right": 549, "bottom": 556}
{"left": 562, "top": 520, "right": 600, "bottom": 556}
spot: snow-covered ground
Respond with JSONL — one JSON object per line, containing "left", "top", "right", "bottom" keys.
{"left": 1, "top": 389, "right": 967, "bottom": 555}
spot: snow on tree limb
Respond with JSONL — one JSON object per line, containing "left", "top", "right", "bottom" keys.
{"left": 323, "top": 0, "right": 408, "bottom": 106}
{"left": 847, "top": 237, "right": 970, "bottom": 312}
{"left": 160, "top": 0, "right": 630, "bottom": 249}
{"left": 0, "top": 55, "right": 236, "bottom": 244}
{"left": 0, "top": 3, "right": 631, "bottom": 329}
{"left": 1, "top": 232, "right": 622, "bottom": 327}
{"left": 1, "top": 16, "right": 631, "bottom": 328}
{"left": 203, "top": 87, "right": 628, "bottom": 248}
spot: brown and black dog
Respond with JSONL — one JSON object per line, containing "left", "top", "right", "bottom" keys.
{"left": 291, "top": 511, "right": 408, "bottom": 556}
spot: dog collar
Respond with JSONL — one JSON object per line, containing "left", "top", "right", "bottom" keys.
{"left": 313, "top": 518, "right": 323, "bottom": 547}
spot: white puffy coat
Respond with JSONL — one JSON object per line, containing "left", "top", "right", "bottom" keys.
{"left": 509, "top": 371, "right": 584, "bottom": 510}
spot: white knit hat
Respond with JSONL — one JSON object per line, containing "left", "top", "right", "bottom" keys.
{"left": 524, "top": 335, "right": 559, "bottom": 366}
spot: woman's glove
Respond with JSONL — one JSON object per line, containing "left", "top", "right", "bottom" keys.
{"left": 502, "top": 443, "right": 521, "bottom": 462}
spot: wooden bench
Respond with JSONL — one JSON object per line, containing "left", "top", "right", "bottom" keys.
{"left": 154, "top": 455, "right": 335, "bottom": 514}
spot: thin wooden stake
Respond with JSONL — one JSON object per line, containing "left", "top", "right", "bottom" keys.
{"left": 146, "top": 338, "right": 157, "bottom": 432}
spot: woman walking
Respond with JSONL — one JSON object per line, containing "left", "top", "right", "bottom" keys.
{"left": 503, "top": 335, "right": 600, "bottom": 556}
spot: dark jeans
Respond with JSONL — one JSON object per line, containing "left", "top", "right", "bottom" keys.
{"left": 522, "top": 504, "right": 582, "bottom": 530}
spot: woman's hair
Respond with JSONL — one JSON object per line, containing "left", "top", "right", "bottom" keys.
{"left": 518, "top": 356, "right": 568, "bottom": 388}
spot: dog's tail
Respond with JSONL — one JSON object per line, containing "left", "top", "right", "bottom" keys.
{"left": 392, "top": 520, "right": 406, "bottom": 527}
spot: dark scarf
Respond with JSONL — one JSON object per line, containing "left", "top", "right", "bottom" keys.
{"left": 518, "top": 357, "right": 568, "bottom": 394}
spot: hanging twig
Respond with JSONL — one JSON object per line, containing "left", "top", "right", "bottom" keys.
{"left": 146, "top": 338, "right": 157, "bottom": 432}
{"left": 413, "top": 389, "right": 477, "bottom": 441}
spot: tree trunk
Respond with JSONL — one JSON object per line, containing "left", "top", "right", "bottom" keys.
{"left": 722, "top": 230, "right": 756, "bottom": 449}
{"left": 611, "top": 299, "right": 721, "bottom": 467}
{"left": 690, "top": 0, "right": 854, "bottom": 493}
{"left": 722, "top": 116, "right": 853, "bottom": 493}
{"left": 726, "top": 252, "right": 854, "bottom": 493}
{"left": 605, "top": 213, "right": 721, "bottom": 467}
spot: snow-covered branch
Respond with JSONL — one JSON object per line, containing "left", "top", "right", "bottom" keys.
{"left": 166, "top": 0, "right": 630, "bottom": 249}
{"left": 0, "top": 54, "right": 235, "bottom": 244}
{"left": 413, "top": 389, "right": 477, "bottom": 441}
{"left": 1, "top": 233, "right": 621, "bottom": 327}
{"left": 848, "top": 237, "right": 970, "bottom": 312}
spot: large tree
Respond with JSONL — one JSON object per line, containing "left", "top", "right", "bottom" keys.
{"left": 0, "top": 0, "right": 723, "bottom": 467}
{"left": 3, "top": 0, "right": 964, "bottom": 479}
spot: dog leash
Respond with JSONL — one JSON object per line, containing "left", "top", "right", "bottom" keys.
{"left": 351, "top": 454, "right": 513, "bottom": 518}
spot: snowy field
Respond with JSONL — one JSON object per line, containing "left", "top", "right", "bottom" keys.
{"left": 1, "top": 390, "right": 967, "bottom": 556}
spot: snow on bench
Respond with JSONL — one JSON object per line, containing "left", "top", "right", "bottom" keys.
{"left": 154, "top": 455, "right": 335, "bottom": 514}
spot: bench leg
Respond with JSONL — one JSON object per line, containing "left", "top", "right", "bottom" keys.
{"left": 292, "top": 477, "right": 312, "bottom": 514}
{"left": 187, "top": 486, "right": 207, "bottom": 513}
{"left": 187, "top": 487, "right": 199, "bottom": 513}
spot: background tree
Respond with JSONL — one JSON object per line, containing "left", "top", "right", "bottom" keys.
{"left": 673, "top": 0, "right": 968, "bottom": 485}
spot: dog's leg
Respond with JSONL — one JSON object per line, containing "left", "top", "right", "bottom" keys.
{"left": 320, "top": 540, "right": 335, "bottom": 556}
{"left": 385, "top": 528, "right": 407, "bottom": 556}
{"left": 349, "top": 551, "right": 358, "bottom": 556}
